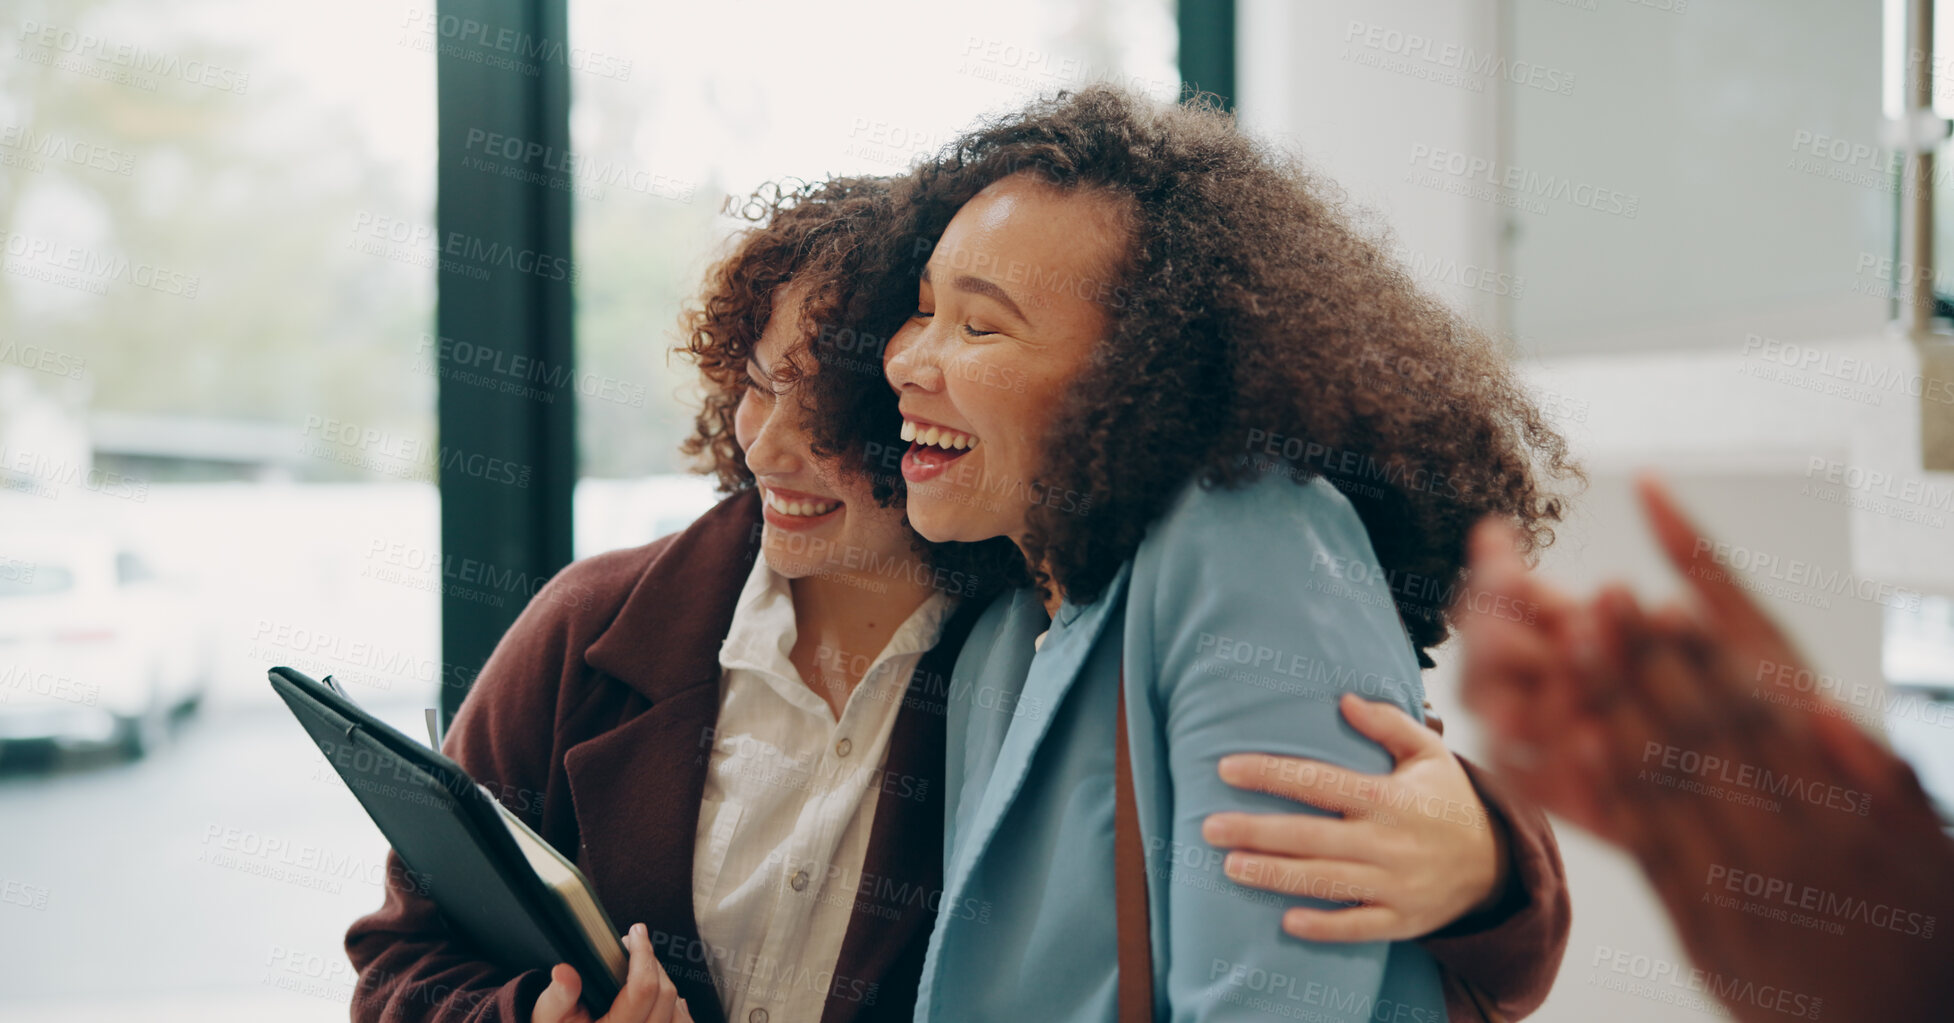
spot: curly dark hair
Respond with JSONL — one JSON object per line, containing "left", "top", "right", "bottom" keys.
{"left": 677, "top": 175, "right": 1024, "bottom": 597}
{"left": 802, "top": 86, "right": 1583, "bottom": 663}
{"left": 679, "top": 176, "right": 888, "bottom": 492}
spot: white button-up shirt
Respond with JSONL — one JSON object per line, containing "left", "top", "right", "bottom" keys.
{"left": 692, "top": 554, "right": 953, "bottom": 1023}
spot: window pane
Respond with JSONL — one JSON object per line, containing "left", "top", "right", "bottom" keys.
{"left": 1883, "top": 596, "right": 1954, "bottom": 817}
{"left": 0, "top": 1, "right": 434, "bottom": 1018}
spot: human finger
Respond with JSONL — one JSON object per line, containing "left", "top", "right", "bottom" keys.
{"left": 1281, "top": 905, "right": 1407, "bottom": 943}
{"left": 1338, "top": 693, "right": 1448, "bottom": 765}
{"left": 532, "top": 964, "right": 586, "bottom": 1023}
{"left": 602, "top": 923, "right": 661, "bottom": 1023}
{"left": 1202, "top": 810, "right": 1379, "bottom": 864}
{"left": 1217, "top": 753, "right": 1396, "bottom": 819}
{"left": 1221, "top": 851, "right": 1385, "bottom": 904}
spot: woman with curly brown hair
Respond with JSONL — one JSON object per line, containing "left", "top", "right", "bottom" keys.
{"left": 344, "top": 176, "right": 992, "bottom": 1023}
{"left": 791, "top": 86, "right": 1583, "bottom": 1021}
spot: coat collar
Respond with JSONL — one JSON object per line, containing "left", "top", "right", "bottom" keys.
{"left": 584, "top": 488, "right": 764, "bottom": 702}
{"left": 937, "top": 563, "right": 1132, "bottom": 905}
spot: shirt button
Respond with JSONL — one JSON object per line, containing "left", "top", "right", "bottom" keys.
{"left": 834, "top": 737, "right": 852, "bottom": 758}
{"left": 749, "top": 1010, "right": 769, "bottom": 1023}
{"left": 790, "top": 869, "right": 809, "bottom": 892}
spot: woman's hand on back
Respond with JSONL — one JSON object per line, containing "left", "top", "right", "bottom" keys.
{"left": 1202, "top": 692, "right": 1510, "bottom": 942}
{"left": 531, "top": 923, "right": 694, "bottom": 1023}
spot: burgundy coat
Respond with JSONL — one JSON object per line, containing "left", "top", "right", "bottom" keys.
{"left": 344, "top": 489, "right": 1569, "bottom": 1022}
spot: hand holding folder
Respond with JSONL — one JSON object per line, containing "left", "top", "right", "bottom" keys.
{"left": 531, "top": 923, "right": 697, "bottom": 1023}
{"left": 268, "top": 665, "right": 630, "bottom": 1015}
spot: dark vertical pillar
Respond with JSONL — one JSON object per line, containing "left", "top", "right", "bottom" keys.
{"left": 435, "top": 0, "right": 576, "bottom": 726}
{"left": 1178, "top": 0, "right": 1237, "bottom": 111}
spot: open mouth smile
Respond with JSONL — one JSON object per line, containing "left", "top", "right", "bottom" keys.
{"left": 761, "top": 486, "right": 842, "bottom": 529}
{"left": 900, "top": 418, "right": 978, "bottom": 483}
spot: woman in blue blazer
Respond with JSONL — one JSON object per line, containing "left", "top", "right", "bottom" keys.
{"left": 801, "top": 87, "right": 1581, "bottom": 1021}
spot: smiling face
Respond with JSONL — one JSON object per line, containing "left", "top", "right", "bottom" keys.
{"left": 735, "top": 287, "right": 918, "bottom": 581}
{"left": 882, "top": 173, "right": 1131, "bottom": 547}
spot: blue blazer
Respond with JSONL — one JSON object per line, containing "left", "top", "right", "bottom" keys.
{"left": 914, "top": 473, "right": 1449, "bottom": 1022}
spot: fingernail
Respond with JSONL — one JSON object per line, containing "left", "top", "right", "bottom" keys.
{"left": 1202, "top": 814, "right": 1232, "bottom": 843}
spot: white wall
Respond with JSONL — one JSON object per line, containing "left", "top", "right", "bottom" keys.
{"left": 1237, "top": 0, "right": 1504, "bottom": 326}
{"left": 1503, "top": 0, "right": 1886, "bottom": 354}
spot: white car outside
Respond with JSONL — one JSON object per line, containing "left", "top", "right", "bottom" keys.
{"left": 0, "top": 533, "right": 210, "bottom": 755}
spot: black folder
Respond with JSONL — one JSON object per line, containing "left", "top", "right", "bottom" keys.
{"left": 268, "top": 665, "right": 626, "bottom": 1013}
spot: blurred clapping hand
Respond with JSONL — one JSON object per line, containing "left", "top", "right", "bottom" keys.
{"left": 1458, "top": 475, "right": 1954, "bottom": 1023}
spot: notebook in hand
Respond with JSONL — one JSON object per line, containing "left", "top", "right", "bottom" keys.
{"left": 267, "top": 665, "right": 627, "bottom": 1013}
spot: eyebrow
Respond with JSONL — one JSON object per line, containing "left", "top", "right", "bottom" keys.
{"left": 923, "top": 264, "right": 1029, "bottom": 323}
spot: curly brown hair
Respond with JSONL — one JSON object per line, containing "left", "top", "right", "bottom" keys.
{"left": 803, "top": 86, "right": 1583, "bottom": 663}
{"left": 678, "top": 174, "right": 1025, "bottom": 596}
{"left": 679, "top": 176, "right": 893, "bottom": 491}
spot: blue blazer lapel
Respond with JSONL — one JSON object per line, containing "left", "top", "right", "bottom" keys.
{"left": 941, "top": 563, "right": 1132, "bottom": 901}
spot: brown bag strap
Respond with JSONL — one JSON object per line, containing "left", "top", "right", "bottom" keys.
{"left": 1115, "top": 662, "right": 1154, "bottom": 1023}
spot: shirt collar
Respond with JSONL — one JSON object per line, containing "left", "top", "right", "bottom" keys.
{"left": 717, "top": 551, "right": 958, "bottom": 703}
{"left": 717, "top": 550, "right": 800, "bottom": 677}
